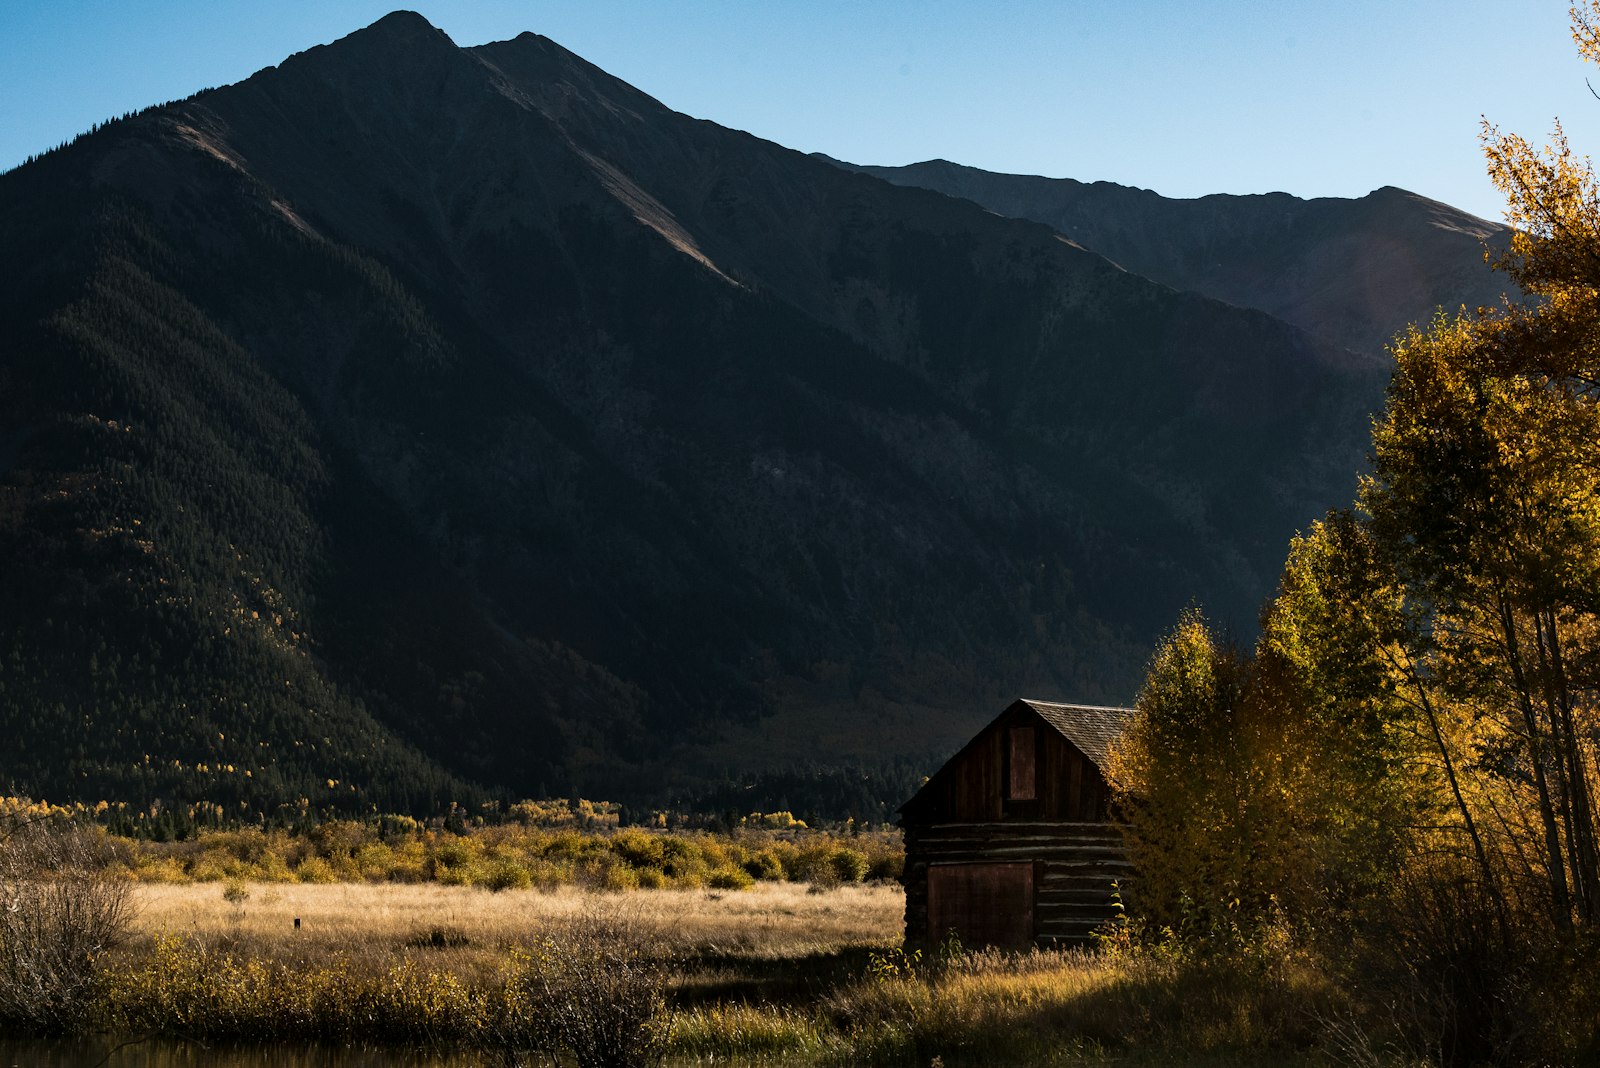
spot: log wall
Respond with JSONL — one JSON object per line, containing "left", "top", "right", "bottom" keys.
{"left": 903, "top": 820, "right": 1131, "bottom": 946}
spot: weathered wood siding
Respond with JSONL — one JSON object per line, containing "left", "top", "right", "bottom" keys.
{"left": 903, "top": 820, "right": 1130, "bottom": 945}
{"left": 901, "top": 703, "right": 1114, "bottom": 825}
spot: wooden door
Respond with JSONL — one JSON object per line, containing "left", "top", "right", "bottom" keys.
{"left": 926, "top": 862, "right": 1034, "bottom": 948}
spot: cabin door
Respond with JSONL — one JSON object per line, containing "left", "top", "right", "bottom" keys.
{"left": 926, "top": 862, "right": 1034, "bottom": 948}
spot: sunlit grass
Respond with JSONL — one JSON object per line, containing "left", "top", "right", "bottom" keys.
{"left": 84, "top": 882, "right": 1344, "bottom": 1065}
{"left": 129, "top": 880, "right": 903, "bottom": 962}
{"left": 670, "top": 1003, "right": 844, "bottom": 1062}
{"left": 811, "top": 946, "right": 1338, "bottom": 1066}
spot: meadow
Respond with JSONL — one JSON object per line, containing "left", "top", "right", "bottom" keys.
{"left": 0, "top": 803, "right": 1369, "bottom": 1065}
{"left": 103, "top": 879, "right": 1331, "bottom": 1067}
{"left": 130, "top": 880, "right": 900, "bottom": 972}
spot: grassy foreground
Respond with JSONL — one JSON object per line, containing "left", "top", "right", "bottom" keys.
{"left": 78, "top": 881, "right": 1338, "bottom": 1067}
{"left": 0, "top": 807, "right": 1354, "bottom": 1064}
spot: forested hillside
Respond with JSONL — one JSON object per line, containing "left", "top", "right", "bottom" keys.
{"left": 0, "top": 12, "right": 1476, "bottom": 812}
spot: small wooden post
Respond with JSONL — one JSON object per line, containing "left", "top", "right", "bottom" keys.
{"left": 294, "top": 917, "right": 301, "bottom": 931}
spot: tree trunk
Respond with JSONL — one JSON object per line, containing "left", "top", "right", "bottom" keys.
{"left": 1544, "top": 608, "right": 1600, "bottom": 923}
{"left": 1499, "top": 592, "right": 1573, "bottom": 932}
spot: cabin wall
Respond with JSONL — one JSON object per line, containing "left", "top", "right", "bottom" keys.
{"left": 904, "top": 707, "right": 1112, "bottom": 825}
{"left": 1038, "top": 729, "right": 1112, "bottom": 821}
{"left": 903, "top": 820, "right": 1130, "bottom": 946}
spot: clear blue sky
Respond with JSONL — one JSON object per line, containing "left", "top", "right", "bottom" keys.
{"left": 3, "top": 1, "right": 1596, "bottom": 221}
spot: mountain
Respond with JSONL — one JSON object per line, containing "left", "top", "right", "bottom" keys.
{"left": 0, "top": 12, "right": 1428, "bottom": 812}
{"left": 832, "top": 158, "right": 1510, "bottom": 358}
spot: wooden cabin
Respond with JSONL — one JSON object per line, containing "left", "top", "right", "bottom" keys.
{"left": 899, "top": 698, "right": 1134, "bottom": 948}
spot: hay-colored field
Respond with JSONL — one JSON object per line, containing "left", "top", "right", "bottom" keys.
{"left": 130, "top": 880, "right": 903, "bottom": 959}
{"left": 104, "top": 881, "right": 1332, "bottom": 1065}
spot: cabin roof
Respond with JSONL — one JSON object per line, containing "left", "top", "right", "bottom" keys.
{"left": 1019, "top": 700, "right": 1134, "bottom": 771}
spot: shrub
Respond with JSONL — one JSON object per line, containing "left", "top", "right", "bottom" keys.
{"left": 610, "top": 828, "right": 665, "bottom": 870}
{"left": 353, "top": 842, "right": 395, "bottom": 881}
{"left": 790, "top": 844, "right": 868, "bottom": 886}
{"left": 255, "top": 848, "right": 295, "bottom": 882}
{"left": 542, "top": 831, "right": 597, "bottom": 862}
{"left": 187, "top": 848, "right": 240, "bottom": 882}
{"left": 295, "top": 856, "right": 337, "bottom": 884}
{"left": 1340, "top": 863, "right": 1534, "bottom": 1067}
{"left": 598, "top": 863, "right": 640, "bottom": 892}
{"left": 433, "top": 837, "right": 481, "bottom": 870}
{"left": 482, "top": 861, "right": 532, "bottom": 893}
{"left": 387, "top": 841, "right": 430, "bottom": 883}
{"left": 324, "top": 853, "right": 362, "bottom": 881}
{"left": 483, "top": 948, "right": 553, "bottom": 1060}
{"left": 829, "top": 847, "right": 869, "bottom": 884}
{"left": 867, "top": 851, "right": 904, "bottom": 882}
{"left": 741, "top": 849, "right": 785, "bottom": 881}
{"left": 104, "top": 935, "right": 483, "bottom": 1046}
{"left": 133, "top": 855, "right": 189, "bottom": 883}
{"left": 0, "top": 812, "right": 134, "bottom": 1030}
{"left": 697, "top": 839, "right": 734, "bottom": 870}
{"left": 657, "top": 836, "right": 708, "bottom": 885}
{"left": 526, "top": 858, "right": 574, "bottom": 890}
{"left": 525, "top": 916, "right": 671, "bottom": 1068}
{"left": 707, "top": 865, "right": 755, "bottom": 891}
{"left": 436, "top": 862, "right": 481, "bottom": 887}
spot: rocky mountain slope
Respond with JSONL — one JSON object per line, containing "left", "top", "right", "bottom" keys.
{"left": 837, "top": 158, "right": 1510, "bottom": 357}
{"left": 0, "top": 12, "right": 1460, "bottom": 811}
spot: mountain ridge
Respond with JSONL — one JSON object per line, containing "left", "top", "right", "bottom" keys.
{"left": 830, "top": 156, "right": 1509, "bottom": 357}
{"left": 0, "top": 13, "right": 1484, "bottom": 813}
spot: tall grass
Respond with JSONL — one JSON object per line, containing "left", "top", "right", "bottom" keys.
{"left": 101, "top": 928, "right": 668, "bottom": 1066}
{"left": 816, "top": 944, "right": 1339, "bottom": 1066}
{"left": 87, "top": 935, "right": 1343, "bottom": 1066}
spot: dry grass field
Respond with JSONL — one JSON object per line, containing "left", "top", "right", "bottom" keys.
{"left": 109, "top": 881, "right": 1330, "bottom": 1066}
{"left": 0, "top": 812, "right": 1345, "bottom": 1063}
{"left": 130, "top": 880, "right": 902, "bottom": 956}
{"left": 126, "top": 880, "right": 906, "bottom": 1006}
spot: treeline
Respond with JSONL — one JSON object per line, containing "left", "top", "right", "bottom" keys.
{"left": 127, "top": 821, "right": 901, "bottom": 891}
{"left": 1107, "top": 16, "right": 1600, "bottom": 1065}
{"left": 673, "top": 760, "right": 932, "bottom": 829}
{"left": 0, "top": 797, "right": 901, "bottom": 891}
{"left": 3, "top": 93, "right": 216, "bottom": 176}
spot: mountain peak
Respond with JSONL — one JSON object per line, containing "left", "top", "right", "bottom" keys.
{"left": 363, "top": 9, "right": 443, "bottom": 37}
{"left": 469, "top": 27, "right": 673, "bottom": 122}
{"left": 323, "top": 9, "right": 457, "bottom": 61}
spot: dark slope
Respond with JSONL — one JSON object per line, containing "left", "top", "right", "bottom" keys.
{"left": 838, "top": 158, "right": 1510, "bottom": 357}
{"left": 1, "top": 12, "right": 1383, "bottom": 807}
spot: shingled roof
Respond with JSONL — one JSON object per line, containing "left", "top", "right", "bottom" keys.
{"left": 1020, "top": 700, "right": 1134, "bottom": 770}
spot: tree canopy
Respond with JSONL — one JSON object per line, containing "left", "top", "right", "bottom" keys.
{"left": 1110, "top": 6, "right": 1600, "bottom": 1058}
